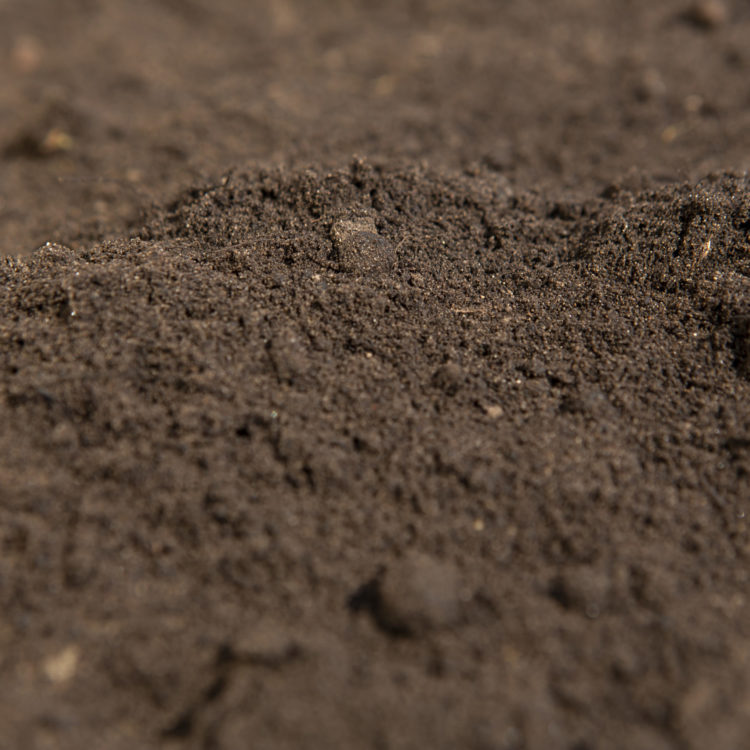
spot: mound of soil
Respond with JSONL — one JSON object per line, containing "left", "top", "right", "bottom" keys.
{"left": 1, "top": 2, "right": 749, "bottom": 749}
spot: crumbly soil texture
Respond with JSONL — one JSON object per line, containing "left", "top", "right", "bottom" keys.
{"left": 1, "top": 2, "right": 750, "bottom": 749}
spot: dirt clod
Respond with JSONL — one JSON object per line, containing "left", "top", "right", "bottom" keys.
{"left": 432, "top": 362, "right": 466, "bottom": 396}
{"left": 549, "top": 567, "right": 612, "bottom": 618}
{"left": 374, "top": 553, "right": 462, "bottom": 636}
{"left": 331, "top": 217, "right": 396, "bottom": 275}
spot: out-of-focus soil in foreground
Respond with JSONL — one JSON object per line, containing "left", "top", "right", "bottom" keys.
{"left": 1, "top": 1, "right": 750, "bottom": 748}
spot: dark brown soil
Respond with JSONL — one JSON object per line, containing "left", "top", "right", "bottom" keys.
{"left": 1, "top": 2, "right": 749, "bottom": 749}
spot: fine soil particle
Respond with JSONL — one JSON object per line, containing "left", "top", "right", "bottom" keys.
{"left": 1, "top": 2, "right": 750, "bottom": 750}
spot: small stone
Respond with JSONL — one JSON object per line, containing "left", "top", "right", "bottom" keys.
{"left": 331, "top": 216, "right": 396, "bottom": 275}
{"left": 685, "top": 1, "right": 728, "bottom": 29}
{"left": 43, "top": 645, "right": 80, "bottom": 683}
{"left": 483, "top": 404, "right": 504, "bottom": 419}
{"left": 376, "top": 552, "right": 462, "bottom": 635}
{"left": 41, "top": 128, "right": 74, "bottom": 154}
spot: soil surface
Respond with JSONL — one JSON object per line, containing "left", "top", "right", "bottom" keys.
{"left": 1, "top": 2, "right": 749, "bottom": 749}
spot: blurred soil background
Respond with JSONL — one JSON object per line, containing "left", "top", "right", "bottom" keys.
{"left": 1, "top": 0, "right": 749, "bottom": 255}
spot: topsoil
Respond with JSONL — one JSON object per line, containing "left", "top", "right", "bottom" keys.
{"left": 1, "top": 1, "right": 749, "bottom": 749}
